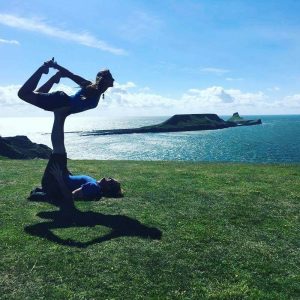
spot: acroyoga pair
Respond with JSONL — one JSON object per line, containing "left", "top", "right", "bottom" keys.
{"left": 18, "top": 59, "right": 123, "bottom": 211}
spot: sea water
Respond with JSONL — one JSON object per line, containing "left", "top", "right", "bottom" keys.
{"left": 0, "top": 115, "right": 299, "bottom": 163}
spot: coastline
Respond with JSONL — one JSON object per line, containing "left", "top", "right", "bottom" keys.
{"left": 0, "top": 115, "right": 300, "bottom": 163}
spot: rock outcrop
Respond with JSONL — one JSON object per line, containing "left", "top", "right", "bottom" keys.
{"left": 227, "top": 112, "right": 262, "bottom": 126}
{"left": 0, "top": 135, "right": 52, "bottom": 159}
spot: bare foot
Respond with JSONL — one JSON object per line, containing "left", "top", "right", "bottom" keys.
{"left": 43, "top": 57, "right": 58, "bottom": 70}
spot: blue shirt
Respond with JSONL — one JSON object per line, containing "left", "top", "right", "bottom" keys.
{"left": 68, "top": 89, "right": 100, "bottom": 114}
{"left": 66, "top": 174, "right": 102, "bottom": 199}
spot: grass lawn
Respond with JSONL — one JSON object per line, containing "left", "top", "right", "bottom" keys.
{"left": 0, "top": 158, "right": 299, "bottom": 299}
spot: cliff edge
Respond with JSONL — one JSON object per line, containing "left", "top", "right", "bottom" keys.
{"left": 0, "top": 135, "right": 52, "bottom": 159}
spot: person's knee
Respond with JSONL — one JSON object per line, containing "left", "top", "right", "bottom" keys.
{"left": 17, "top": 88, "right": 26, "bottom": 100}
{"left": 18, "top": 89, "right": 37, "bottom": 105}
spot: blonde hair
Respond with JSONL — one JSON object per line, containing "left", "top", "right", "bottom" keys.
{"left": 96, "top": 69, "right": 113, "bottom": 82}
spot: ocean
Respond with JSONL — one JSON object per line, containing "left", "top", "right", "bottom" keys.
{"left": 0, "top": 115, "right": 299, "bottom": 163}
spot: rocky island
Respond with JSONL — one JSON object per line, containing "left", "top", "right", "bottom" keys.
{"left": 82, "top": 113, "right": 262, "bottom": 136}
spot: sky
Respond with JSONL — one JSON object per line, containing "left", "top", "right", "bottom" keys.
{"left": 0, "top": 0, "right": 300, "bottom": 117}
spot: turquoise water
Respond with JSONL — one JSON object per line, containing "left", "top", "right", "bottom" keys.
{"left": 0, "top": 115, "right": 299, "bottom": 162}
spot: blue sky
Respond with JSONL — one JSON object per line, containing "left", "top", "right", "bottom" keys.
{"left": 0, "top": 0, "right": 300, "bottom": 116}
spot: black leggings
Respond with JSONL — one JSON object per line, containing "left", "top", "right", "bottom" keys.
{"left": 35, "top": 91, "right": 70, "bottom": 111}
{"left": 41, "top": 153, "right": 70, "bottom": 199}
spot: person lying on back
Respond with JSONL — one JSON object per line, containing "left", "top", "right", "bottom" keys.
{"left": 41, "top": 108, "right": 123, "bottom": 211}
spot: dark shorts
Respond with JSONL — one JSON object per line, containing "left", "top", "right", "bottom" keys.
{"left": 41, "top": 153, "right": 70, "bottom": 199}
{"left": 36, "top": 91, "right": 70, "bottom": 111}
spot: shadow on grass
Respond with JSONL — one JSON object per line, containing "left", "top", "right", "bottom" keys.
{"left": 24, "top": 208, "right": 162, "bottom": 248}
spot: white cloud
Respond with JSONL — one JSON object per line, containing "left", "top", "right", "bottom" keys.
{"left": 0, "top": 38, "right": 19, "bottom": 45}
{"left": 104, "top": 85, "right": 271, "bottom": 115}
{"left": 51, "top": 83, "right": 77, "bottom": 95}
{"left": 0, "top": 83, "right": 76, "bottom": 107}
{"left": 183, "top": 86, "right": 234, "bottom": 106}
{"left": 0, "top": 84, "right": 22, "bottom": 105}
{"left": 115, "top": 82, "right": 136, "bottom": 89}
{"left": 1, "top": 83, "right": 300, "bottom": 116}
{"left": 201, "top": 67, "right": 230, "bottom": 76}
{"left": 226, "top": 89, "right": 267, "bottom": 105}
{"left": 112, "top": 82, "right": 136, "bottom": 94}
{"left": 0, "top": 13, "right": 126, "bottom": 55}
{"left": 282, "top": 94, "right": 300, "bottom": 108}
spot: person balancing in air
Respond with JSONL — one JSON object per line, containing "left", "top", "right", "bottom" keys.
{"left": 20, "top": 59, "right": 122, "bottom": 211}
{"left": 18, "top": 58, "right": 114, "bottom": 114}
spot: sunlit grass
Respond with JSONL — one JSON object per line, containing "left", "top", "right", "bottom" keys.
{"left": 0, "top": 159, "right": 299, "bottom": 299}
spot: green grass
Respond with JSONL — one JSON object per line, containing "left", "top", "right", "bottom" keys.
{"left": 0, "top": 159, "right": 299, "bottom": 299}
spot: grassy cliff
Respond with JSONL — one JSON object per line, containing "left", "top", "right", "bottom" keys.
{"left": 0, "top": 159, "right": 299, "bottom": 299}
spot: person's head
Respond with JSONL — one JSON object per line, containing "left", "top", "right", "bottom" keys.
{"left": 98, "top": 177, "right": 123, "bottom": 198}
{"left": 82, "top": 69, "right": 114, "bottom": 99}
{"left": 95, "top": 69, "right": 114, "bottom": 93}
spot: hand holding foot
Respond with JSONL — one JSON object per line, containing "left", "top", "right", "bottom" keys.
{"left": 42, "top": 59, "right": 75, "bottom": 80}
{"left": 44, "top": 57, "right": 57, "bottom": 68}
{"left": 41, "top": 57, "right": 58, "bottom": 74}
